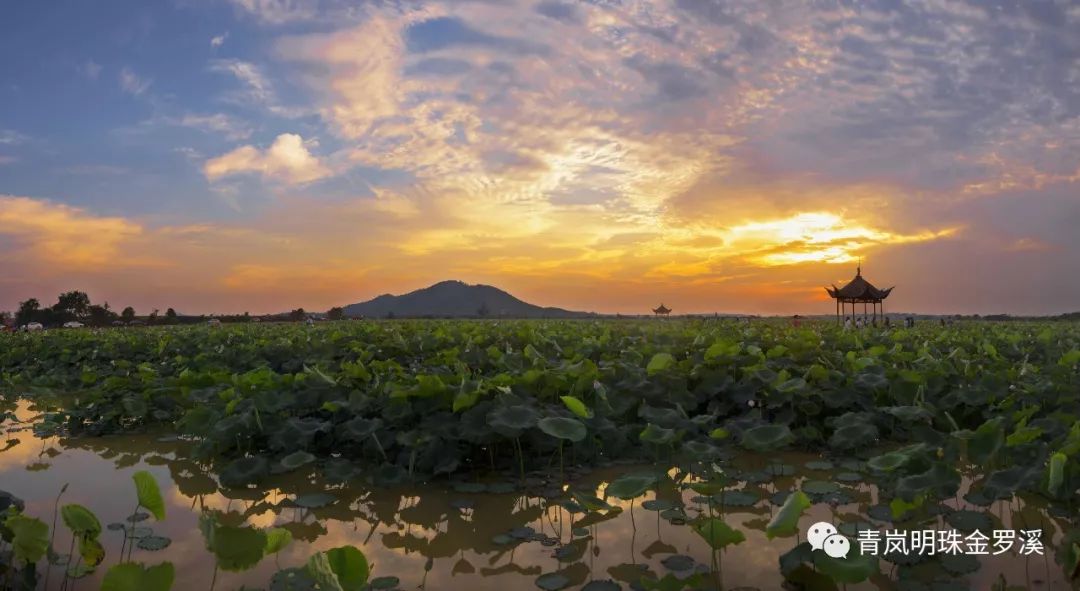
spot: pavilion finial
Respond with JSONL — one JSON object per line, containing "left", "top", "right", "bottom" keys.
{"left": 857, "top": 258, "right": 862, "bottom": 276}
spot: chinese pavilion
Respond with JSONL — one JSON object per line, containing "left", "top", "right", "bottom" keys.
{"left": 825, "top": 264, "right": 894, "bottom": 323}
{"left": 652, "top": 304, "right": 671, "bottom": 317}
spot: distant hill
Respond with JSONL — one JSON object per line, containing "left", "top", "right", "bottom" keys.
{"left": 342, "top": 280, "right": 594, "bottom": 318}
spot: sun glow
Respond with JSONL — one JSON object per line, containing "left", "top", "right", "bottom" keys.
{"left": 723, "top": 212, "right": 958, "bottom": 266}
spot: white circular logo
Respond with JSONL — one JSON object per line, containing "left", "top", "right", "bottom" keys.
{"left": 822, "top": 533, "right": 851, "bottom": 558}
{"left": 808, "top": 521, "right": 838, "bottom": 550}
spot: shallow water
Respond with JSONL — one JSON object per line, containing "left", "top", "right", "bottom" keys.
{"left": 2, "top": 400, "right": 1077, "bottom": 591}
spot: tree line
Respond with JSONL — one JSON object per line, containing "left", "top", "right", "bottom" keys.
{"left": 8, "top": 291, "right": 180, "bottom": 327}
{"left": 2, "top": 291, "right": 349, "bottom": 328}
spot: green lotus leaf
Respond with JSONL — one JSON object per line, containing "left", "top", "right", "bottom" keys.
{"left": 646, "top": 353, "right": 676, "bottom": 375}
{"left": 101, "top": 562, "right": 175, "bottom": 591}
{"left": 945, "top": 510, "right": 993, "bottom": 533}
{"left": 740, "top": 424, "right": 793, "bottom": 452}
{"left": 136, "top": 535, "right": 172, "bottom": 551}
{"left": 339, "top": 417, "right": 382, "bottom": 442}
{"left": 4, "top": 514, "right": 49, "bottom": 565}
{"left": 604, "top": 473, "right": 656, "bottom": 500}
{"left": 307, "top": 552, "right": 345, "bottom": 591}
{"left": 638, "top": 423, "right": 676, "bottom": 445}
{"left": 968, "top": 417, "right": 1004, "bottom": 465}
{"left": 560, "top": 396, "right": 593, "bottom": 419}
{"left": 693, "top": 517, "right": 745, "bottom": 549}
{"left": 880, "top": 406, "right": 931, "bottom": 422}
{"left": 982, "top": 465, "right": 1038, "bottom": 500}
{"left": 61, "top": 504, "right": 102, "bottom": 539}
{"left": 280, "top": 451, "right": 317, "bottom": 471}
{"left": 219, "top": 456, "right": 270, "bottom": 488}
{"left": 488, "top": 405, "right": 539, "bottom": 438}
{"left": 1047, "top": 452, "right": 1066, "bottom": 496}
{"left": 896, "top": 462, "right": 960, "bottom": 502}
{"left": 293, "top": 493, "right": 338, "bottom": 508}
{"left": 829, "top": 423, "right": 878, "bottom": 450}
{"left": 535, "top": 573, "right": 570, "bottom": 591}
{"left": 660, "top": 554, "right": 695, "bottom": 571}
{"left": 867, "top": 452, "right": 907, "bottom": 472}
{"left": 210, "top": 523, "right": 268, "bottom": 572}
{"left": 538, "top": 417, "right": 587, "bottom": 442}
{"left": 133, "top": 470, "right": 166, "bottom": 521}
{"left": 370, "top": 576, "right": 400, "bottom": 589}
{"left": 801, "top": 480, "right": 839, "bottom": 496}
{"left": 766, "top": 490, "right": 811, "bottom": 539}
{"left": 321, "top": 545, "right": 369, "bottom": 591}
{"left": 265, "top": 528, "right": 293, "bottom": 555}
{"left": 812, "top": 547, "right": 879, "bottom": 584}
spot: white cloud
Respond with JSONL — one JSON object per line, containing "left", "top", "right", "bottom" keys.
{"left": 0, "top": 130, "right": 27, "bottom": 145}
{"left": 211, "top": 32, "right": 229, "bottom": 48}
{"left": 203, "top": 133, "right": 330, "bottom": 184}
{"left": 178, "top": 113, "right": 253, "bottom": 140}
{"left": 79, "top": 60, "right": 102, "bottom": 80}
{"left": 209, "top": 59, "right": 305, "bottom": 117}
{"left": 229, "top": 0, "right": 317, "bottom": 25}
{"left": 119, "top": 67, "right": 151, "bottom": 96}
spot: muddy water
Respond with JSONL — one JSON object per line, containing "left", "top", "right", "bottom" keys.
{"left": 2, "top": 400, "right": 1077, "bottom": 591}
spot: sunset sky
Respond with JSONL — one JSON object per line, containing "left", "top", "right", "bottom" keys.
{"left": 1, "top": 0, "right": 1078, "bottom": 316}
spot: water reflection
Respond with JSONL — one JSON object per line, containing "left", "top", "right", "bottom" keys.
{"left": 2, "top": 401, "right": 1076, "bottom": 590}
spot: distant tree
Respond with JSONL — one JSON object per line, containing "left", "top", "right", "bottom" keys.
{"left": 121, "top": 306, "right": 136, "bottom": 322}
{"left": 0, "top": 311, "right": 11, "bottom": 327}
{"left": 477, "top": 302, "right": 490, "bottom": 317}
{"left": 148, "top": 309, "right": 160, "bottom": 324}
{"left": 165, "top": 308, "right": 177, "bottom": 323}
{"left": 386, "top": 310, "right": 396, "bottom": 319}
{"left": 16, "top": 299, "right": 41, "bottom": 326}
{"left": 327, "top": 307, "right": 345, "bottom": 321}
{"left": 54, "top": 290, "right": 91, "bottom": 321}
{"left": 87, "top": 304, "right": 117, "bottom": 326}
{"left": 289, "top": 308, "right": 307, "bottom": 322}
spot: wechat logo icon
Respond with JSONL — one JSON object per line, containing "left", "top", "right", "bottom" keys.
{"left": 808, "top": 521, "right": 850, "bottom": 558}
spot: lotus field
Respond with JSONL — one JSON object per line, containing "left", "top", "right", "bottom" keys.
{"left": 2, "top": 319, "right": 1080, "bottom": 589}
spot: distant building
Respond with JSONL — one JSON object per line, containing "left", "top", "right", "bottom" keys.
{"left": 825, "top": 264, "right": 894, "bottom": 324}
{"left": 652, "top": 303, "right": 672, "bottom": 317}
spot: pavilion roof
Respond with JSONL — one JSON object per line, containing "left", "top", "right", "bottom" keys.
{"left": 653, "top": 304, "right": 671, "bottom": 314}
{"left": 825, "top": 266, "right": 894, "bottom": 301}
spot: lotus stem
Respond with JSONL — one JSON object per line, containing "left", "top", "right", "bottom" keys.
{"left": 43, "top": 483, "right": 69, "bottom": 591}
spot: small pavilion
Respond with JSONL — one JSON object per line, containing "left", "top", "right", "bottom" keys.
{"left": 825, "top": 264, "right": 894, "bottom": 324}
{"left": 652, "top": 304, "right": 671, "bottom": 317}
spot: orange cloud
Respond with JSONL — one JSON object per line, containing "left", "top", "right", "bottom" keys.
{"left": 204, "top": 133, "right": 330, "bottom": 184}
{"left": 0, "top": 195, "right": 145, "bottom": 268}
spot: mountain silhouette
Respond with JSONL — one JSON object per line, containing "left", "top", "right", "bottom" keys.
{"left": 342, "top": 280, "right": 593, "bottom": 318}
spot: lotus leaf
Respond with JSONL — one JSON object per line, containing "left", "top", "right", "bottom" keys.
{"left": 740, "top": 424, "right": 793, "bottom": 452}
{"left": 133, "top": 470, "right": 166, "bottom": 521}
{"left": 560, "top": 396, "right": 592, "bottom": 419}
{"left": 766, "top": 490, "right": 810, "bottom": 539}
{"left": 638, "top": 423, "right": 676, "bottom": 445}
{"left": 5, "top": 514, "right": 49, "bottom": 564}
{"left": 219, "top": 456, "right": 269, "bottom": 488}
{"left": 281, "top": 451, "right": 317, "bottom": 471}
{"left": 488, "top": 405, "right": 540, "bottom": 438}
{"left": 61, "top": 504, "right": 101, "bottom": 538}
{"left": 538, "top": 417, "right": 587, "bottom": 442}
{"left": 101, "top": 562, "right": 175, "bottom": 591}
{"left": 136, "top": 535, "right": 172, "bottom": 551}
{"left": 693, "top": 517, "right": 745, "bottom": 549}
{"left": 604, "top": 474, "right": 656, "bottom": 500}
